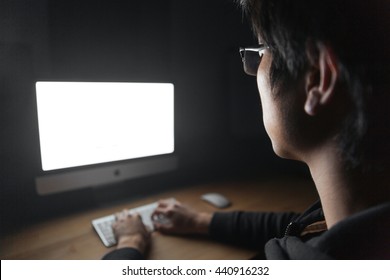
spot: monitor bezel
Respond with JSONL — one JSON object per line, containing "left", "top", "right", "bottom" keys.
{"left": 34, "top": 80, "right": 177, "bottom": 195}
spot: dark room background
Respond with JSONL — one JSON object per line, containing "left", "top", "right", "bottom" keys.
{"left": 0, "top": 0, "right": 308, "bottom": 234}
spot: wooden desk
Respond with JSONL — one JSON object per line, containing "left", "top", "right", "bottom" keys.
{"left": 0, "top": 178, "right": 318, "bottom": 260}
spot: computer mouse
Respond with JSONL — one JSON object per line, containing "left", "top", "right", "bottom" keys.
{"left": 201, "top": 193, "right": 231, "bottom": 208}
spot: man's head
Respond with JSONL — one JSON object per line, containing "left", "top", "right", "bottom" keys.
{"left": 238, "top": 0, "right": 390, "bottom": 173}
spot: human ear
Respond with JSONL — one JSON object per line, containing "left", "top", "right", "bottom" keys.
{"left": 304, "top": 43, "right": 339, "bottom": 116}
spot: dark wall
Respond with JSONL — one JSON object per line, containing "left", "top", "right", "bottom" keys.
{"left": 45, "top": 0, "right": 267, "bottom": 170}
{"left": 48, "top": 0, "right": 171, "bottom": 81}
{"left": 0, "top": 0, "right": 307, "bottom": 233}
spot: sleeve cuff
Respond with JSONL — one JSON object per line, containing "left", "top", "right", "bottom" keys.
{"left": 102, "top": 247, "right": 144, "bottom": 260}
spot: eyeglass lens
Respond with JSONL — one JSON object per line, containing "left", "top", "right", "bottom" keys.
{"left": 242, "top": 50, "right": 261, "bottom": 76}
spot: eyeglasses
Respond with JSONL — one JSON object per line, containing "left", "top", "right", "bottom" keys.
{"left": 239, "top": 44, "right": 268, "bottom": 76}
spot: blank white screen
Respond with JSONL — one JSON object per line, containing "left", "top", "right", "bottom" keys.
{"left": 36, "top": 82, "right": 174, "bottom": 171}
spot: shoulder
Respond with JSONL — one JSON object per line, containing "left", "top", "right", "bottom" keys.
{"left": 266, "top": 202, "right": 390, "bottom": 259}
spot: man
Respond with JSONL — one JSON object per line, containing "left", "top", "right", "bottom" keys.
{"left": 103, "top": 0, "right": 390, "bottom": 259}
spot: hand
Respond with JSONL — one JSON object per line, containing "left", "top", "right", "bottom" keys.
{"left": 152, "top": 199, "right": 212, "bottom": 235}
{"left": 112, "top": 210, "right": 150, "bottom": 254}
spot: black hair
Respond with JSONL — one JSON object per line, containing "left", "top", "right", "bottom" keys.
{"left": 238, "top": 0, "right": 390, "bottom": 173}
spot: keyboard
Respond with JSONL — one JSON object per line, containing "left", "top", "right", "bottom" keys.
{"left": 92, "top": 199, "right": 174, "bottom": 247}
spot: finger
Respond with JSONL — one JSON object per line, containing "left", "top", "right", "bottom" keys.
{"left": 154, "top": 223, "right": 174, "bottom": 234}
{"left": 153, "top": 204, "right": 171, "bottom": 217}
{"left": 112, "top": 213, "right": 123, "bottom": 229}
{"left": 132, "top": 213, "right": 142, "bottom": 221}
{"left": 157, "top": 200, "right": 169, "bottom": 208}
{"left": 157, "top": 198, "right": 178, "bottom": 207}
{"left": 153, "top": 206, "right": 166, "bottom": 215}
{"left": 117, "top": 210, "right": 131, "bottom": 223}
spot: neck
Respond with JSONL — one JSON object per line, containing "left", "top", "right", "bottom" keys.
{"left": 305, "top": 143, "right": 389, "bottom": 229}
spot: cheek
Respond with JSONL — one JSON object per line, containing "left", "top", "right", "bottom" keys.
{"left": 256, "top": 64, "right": 282, "bottom": 142}
{"left": 257, "top": 78, "right": 294, "bottom": 158}
{"left": 256, "top": 57, "right": 299, "bottom": 159}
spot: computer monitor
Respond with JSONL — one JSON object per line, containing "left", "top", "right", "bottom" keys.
{"left": 35, "top": 81, "right": 177, "bottom": 195}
